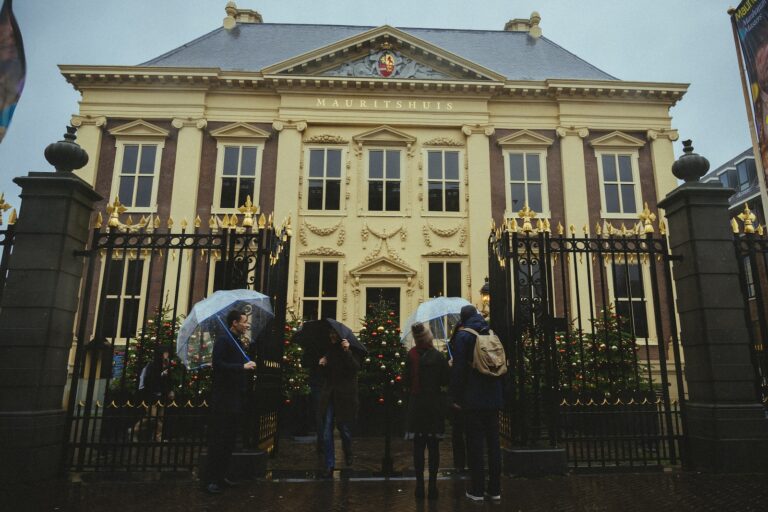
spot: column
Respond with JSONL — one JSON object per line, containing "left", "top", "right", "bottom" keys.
{"left": 556, "top": 126, "right": 591, "bottom": 325}
{"left": 165, "top": 117, "right": 206, "bottom": 313}
{"left": 463, "top": 124, "right": 495, "bottom": 306}
{"left": 0, "top": 129, "right": 101, "bottom": 482}
{"left": 272, "top": 120, "right": 306, "bottom": 306}
{"left": 647, "top": 129, "right": 680, "bottom": 200}
{"left": 70, "top": 115, "right": 107, "bottom": 186}
{"left": 658, "top": 169, "right": 768, "bottom": 471}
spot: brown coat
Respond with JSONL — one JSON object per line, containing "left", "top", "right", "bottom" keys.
{"left": 317, "top": 345, "right": 361, "bottom": 424}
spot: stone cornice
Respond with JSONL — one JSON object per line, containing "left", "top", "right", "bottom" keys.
{"left": 462, "top": 124, "right": 495, "bottom": 137}
{"left": 556, "top": 126, "right": 589, "bottom": 139}
{"left": 59, "top": 65, "right": 687, "bottom": 105}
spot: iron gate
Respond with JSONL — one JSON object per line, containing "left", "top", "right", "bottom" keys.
{"left": 489, "top": 208, "right": 687, "bottom": 471}
{"left": 64, "top": 202, "right": 291, "bottom": 472}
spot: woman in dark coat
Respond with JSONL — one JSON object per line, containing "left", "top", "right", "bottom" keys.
{"left": 404, "top": 322, "right": 449, "bottom": 500}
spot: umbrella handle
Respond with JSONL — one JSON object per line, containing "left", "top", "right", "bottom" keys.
{"left": 216, "top": 316, "right": 252, "bottom": 363}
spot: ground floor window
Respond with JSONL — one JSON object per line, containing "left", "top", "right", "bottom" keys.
{"left": 302, "top": 260, "right": 339, "bottom": 320}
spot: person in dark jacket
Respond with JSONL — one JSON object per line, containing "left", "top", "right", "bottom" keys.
{"left": 204, "top": 309, "right": 256, "bottom": 495}
{"left": 447, "top": 322, "right": 468, "bottom": 473}
{"left": 131, "top": 345, "right": 175, "bottom": 441}
{"left": 404, "top": 322, "right": 449, "bottom": 500}
{"left": 449, "top": 305, "right": 503, "bottom": 502}
{"left": 317, "top": 328, "right": 360, "bottom": 477}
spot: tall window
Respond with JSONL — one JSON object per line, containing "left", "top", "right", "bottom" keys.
{"left": 508, "top": 152, "right": 545, "bottom": 213}
{"left": 427, "top": 150, "right": 460, "bottom": 212}
{"left": 102, "top": 258, "right": 145, "bottom": 340}
{"left": 736, "top": 159, "right": 757, "bottom": 193}
{"left": 307, "top": 148, "right": 342, "bottom": 210}
{"left": 211, "top": 258, "right": 250, "bottom": 292}
{"left": 613, "top": 263, "right": 648, "bottom": 338}
{"left": 428, "top": 261, "right": 461, "bottom": 298}
{"left": 600, "top": 154, "right": 638, "bottom": 215}
{"left": 219, "top": 145, "right": 259, "bottom": 209}
{"left": 117, "top": 144, "right": 158, "bottom": 208}
{"left": 368, "top": 150, "right": 401, "bottom": 211}
{"left": 303, "top": 261, "right": 338, "bottom": 320}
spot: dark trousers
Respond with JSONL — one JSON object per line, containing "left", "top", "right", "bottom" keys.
{"left": 413, "top": 435, "right": 440, "bottom": 483}
{"left": 465, "top": 409, "right": 501, "bottom": 496}
{"left": 449, "top": 407, "right": 467, "bottom": 471}
{"left": 206, "top": 412, "right": 240, "bottom": 485}
{"left": 322, "top": 402, "right": 352, "bottom": 469}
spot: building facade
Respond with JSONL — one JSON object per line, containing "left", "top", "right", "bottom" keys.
{"left": 61, "top": 4, "right": 686, "bottom": 340}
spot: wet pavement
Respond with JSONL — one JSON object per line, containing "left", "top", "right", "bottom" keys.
{"left": 5, "top": 436, "right": 768, "bottom": 511}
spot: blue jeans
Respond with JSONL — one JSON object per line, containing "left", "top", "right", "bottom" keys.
{"left": 323, "top": 402, "right": 352, "bottom": 470}
{"left": 465, "top": 409, "right": 501, "bottom": 496}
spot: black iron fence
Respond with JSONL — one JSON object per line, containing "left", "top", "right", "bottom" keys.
{"left": 64, "top": 200, "right": 291, "bottom": 472}
{"left": 733, "top": 207, "right": 768, "bottom": 408}
{"left": 488, "top": 208, "right": 687, "bottom": 470}
{"left": 0, "top": 207, "right": 17, "bottom": 303}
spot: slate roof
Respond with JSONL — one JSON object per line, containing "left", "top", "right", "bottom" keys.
{"left": 141, "top": 23, "right": 616, "bottom": 81}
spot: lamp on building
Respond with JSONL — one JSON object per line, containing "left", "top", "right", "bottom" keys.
{"left": 479, "top": 277, "right": 490, "bottom": 316}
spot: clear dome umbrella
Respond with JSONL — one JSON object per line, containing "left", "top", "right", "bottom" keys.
{"left": 176, "top": 289, "right": 274, "bottom": 368}
{"left": 400, "top": 296, "right": 472, "bottom": 353}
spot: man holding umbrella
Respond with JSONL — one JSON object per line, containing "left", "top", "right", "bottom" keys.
{"left": 204, "top": 309, "right": 256, "bottom": 495}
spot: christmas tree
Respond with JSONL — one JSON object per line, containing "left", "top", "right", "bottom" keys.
{"left": 357, "top": 300, "right": 405, "bottom": 408}
{"left": 281, "top": 310, "right": 310, "bottom": 404}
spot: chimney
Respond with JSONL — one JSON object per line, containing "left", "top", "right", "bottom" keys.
{"left": 504, "top": 11, "right": 542, "bottom": 38}
{"left": 223, "top": 1, "right": 263, "bottom": 30}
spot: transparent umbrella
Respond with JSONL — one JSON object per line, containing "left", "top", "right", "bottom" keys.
{"left": 400, "top": 297, "right": 472, "bottom": 353}
{"left": 176, "top": 289, "right": 274, "bottom": 368}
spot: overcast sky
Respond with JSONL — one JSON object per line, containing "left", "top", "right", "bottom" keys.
{"left": 0, "top": 0, "right": 750, "bottom": 210}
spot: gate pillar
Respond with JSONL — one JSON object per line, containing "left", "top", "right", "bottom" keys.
{"left": 658, "top": 141, "right": 768, "bottom": 472}
{"left": 0, "top": 127, "right": 101, "bottom": 483}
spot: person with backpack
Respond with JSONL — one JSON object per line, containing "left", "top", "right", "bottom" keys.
{"left": 449, "top": 305, "right": 505, "bottom": 502}
{"left": 404, "top": 322, "right": 449, "bottom": 500}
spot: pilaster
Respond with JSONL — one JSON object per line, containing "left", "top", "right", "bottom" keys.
{"left": 70, "top": 115, "right": 107, "bottom": 186}
{"left": 463, "top": 124, "right": 495, "bottom": 305}
{"left": 647, "top": 129, "right": 680, "bottom": 201}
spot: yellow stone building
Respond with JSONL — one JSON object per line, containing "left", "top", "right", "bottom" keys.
{"left": 61, "top": 4, "right": 686, "bottom": 336}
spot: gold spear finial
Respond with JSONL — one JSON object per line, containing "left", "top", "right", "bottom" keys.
{"left": 568, "top": 224, "right": 575, "bottom": 235}
{"left": 194, "top": 215, "right": 201, "bottom": 229}
{"left": 125, "top": 215, "right": 134, "bottom": 227}
{"left": 582, "top": 224, "right": 589, "bottom": 236}
{"left": 0, "top": 193, "right": 10, "bottom": 225}
{"left": 94, "top": 212, "right": 103, "bottom": 229}
{"left": 8, "top": 208, "right": 17, "bottom": 225}
{"left": 509, "top": 217, "right": 518, "bottom": 233}
{"left": 557, "top": 222, "right": 564, "bottom": 236}
{"left": 639, "top": 202, "right": 657, "bottom": 234}
{"left": 258, "top": 212, "right": 267, "bottom": 229}
{"left": 731, "top": 217, "right": 740, "bottom": 234}
{"left": 536, "top": 218, "right": 544, "bottom": 232}
{"left": 209, "top": 215, "right": 218, "bottom": 231}
{"left": 285, "top": 215, "right": 293, "bottom": 236}
{"left": 229, "top": 214, "right": 238, "bottom": 228}
{"left": 180, "top": 218, "right": 188, "bottom": 230}
{"left": 518, "top": 204, "right": 537, "bottom": 233}
{"left": 167, "top": 216, "right": 174, "bottom": 229}
{"left": 738, "top": 203, "right": 756, "bottom": 234}
{"left": 154, "top": 216, "right": 161, "bottom": 229}
{"left": 659, "top": 219, "right": 667, "bottom": 236}
{"left": 595, "top": 222, "right": 602, "bottom": 236}
{"left": 106, "top": 197, "right": 127, "bottom": 228}
{"left": 543, "top": 218, "right": 551, "bottom": 233}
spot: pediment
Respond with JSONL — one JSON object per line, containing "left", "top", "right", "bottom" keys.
{"left": 497, "top": 129, "right": 554, "bottom": 148}
{"left": 352, "top": 125, "right": 416, "bottom": 146}
{"left": 210, "top": 122, "right": 271, "bottom": 140}
{"left": 262, "top": 26, "right": 505, "bottom": 82}
{"left": 108, "top": 119, "right": 169, "bottom": 138}
{"left": 589, "top": 131, "right": 645, "bottom": 149}
{"left": 349, "top": 256, "right": 416, "bottom": 278}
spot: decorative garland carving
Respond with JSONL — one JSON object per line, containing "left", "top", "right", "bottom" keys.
{"left": 303, "top": 219, "right": 342, "bottom": 237}
{"left": 363, "top": 238, "right": 408, "bottom": 265}
{"left": 364, "top": 222, "right": 403, "bottom": 240}
{"left": 337, "top": 226, "right": 345, "bottom": 246}
{"left": 423, "top": 249, "right": 466, "bottom": 257}
{"left": 299, "top": 247, "right": 345, "bottom": 256}
{"left": 422, "top": 226, "right": 432, "bottom": 247}
{"left": 400, "top": 227, "right": 407, "bottom": 242}
{"left": 361, "top": 225, "right": 369, "bottom": 241}
{"left": 299, "top": 223, "right": 308, "bottom": 246}
{"left": 459, "top": 226, "right": 467, "bottom": 247}
{"left": 423, "top": 137, "right": 464, "bottom": 147}
{"left": 427, "top": 221, "right": 461, "bottom": 237}
{"left": 303, "top": 134, "right": 348, "bottom": 144}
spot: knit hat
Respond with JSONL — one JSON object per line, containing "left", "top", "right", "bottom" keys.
{"left": 411, "top": 322, "right": 434, "bottom": 347}
{"left": 460, "top": 304, "right": 478, "bottom": 322}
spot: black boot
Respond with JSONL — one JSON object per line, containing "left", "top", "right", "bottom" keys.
{"left": 415, "top": 479, "right": 425, "bottom": 499}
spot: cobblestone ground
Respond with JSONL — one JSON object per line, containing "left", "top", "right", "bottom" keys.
{"left": 5, "top": 437, "right": 768, "bottom": 512}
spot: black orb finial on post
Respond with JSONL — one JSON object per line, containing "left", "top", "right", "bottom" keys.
{"left": 44, "top": 126, "right": 89, "bottom": 173}
{"left": 671, "top": 139, "right": 710, "bottom": 183}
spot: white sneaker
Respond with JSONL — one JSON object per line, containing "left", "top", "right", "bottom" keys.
{"left": 485, "top": 492, "right": 501, "bottom": 501}
{"left": 465, "top": 491, "right": 484, "bottom": 502}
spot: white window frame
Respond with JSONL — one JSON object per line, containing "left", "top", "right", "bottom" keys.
{"left": 303, "top": 146, "right": 347, "bottom": 216}
{"left": 365, "top": 147, "right": 403, "bottom": 214}
{"left": 301, "top": 259, "right": 341, "bottom": 320}
{"left": 595, "top": 151, "right": 643, "bottom": 220}
{"left": 212, "top": 140, "right": 265, "bottom": 214}
{"left": 603, "top": 258, "right": 658, "bottom": 344}
{"left": 423, "top": 148, "right": 464, "bottom": 217}
{"left": 94, "top": 252, "right": 150, "bottom": 345}
{"left": 503, "top": 150, "right": 551, "bottom": 219}
{"left": 110, "top": 140, "right": 164, "bottom": 213}
{"left": 426, "top": 260, "right": 464, "bottom": 298}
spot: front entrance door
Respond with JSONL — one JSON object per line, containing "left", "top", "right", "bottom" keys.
{"left": 366, "top": 287, "right": 401, "bottom": 320}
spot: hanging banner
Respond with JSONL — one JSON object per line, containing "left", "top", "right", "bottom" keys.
{"left": 0, "top": 0, "right": 25, "bottom": 143}
{"left": 734, "top": 0, "right": 768, "bottom": 170}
